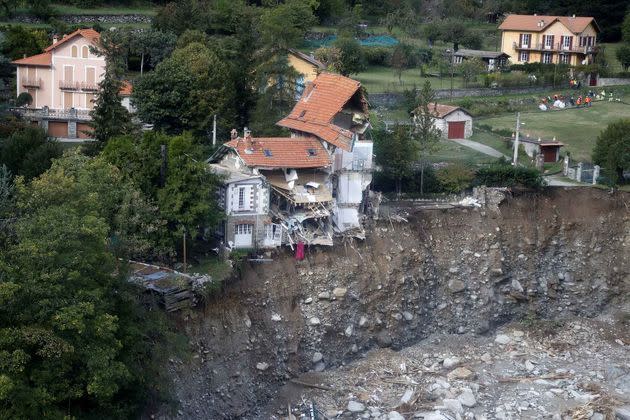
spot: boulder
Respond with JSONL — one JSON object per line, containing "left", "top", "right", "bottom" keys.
{"left": 387, "top": 411, "right": 405, "bottom": 420}
{"left": 494, "top": 334, "right": 512, "bottom": 345}
{"left": 448, "top": 279, "right": 466, "bottom": 293}
{"left": 256, "top": 362, "right": 269, "bottom": 371}
{"left": 347, "top": 401, "right": 365, "bottom": 413}
{"left": 447, "top": 367, "right": 474, "bottom": 380}
{"left": 443, "top": 357, "right": 461, "bottom": 369}
{"left": 332, "top": 287, "right": 348, "bottom": 298}
{"left": 312, "top": 352, "right": 323, "bottom": 363}
{"left": 443, "top": 398, "right": 464, "bottom": 414}
{"left": 457, "top": 388, "right": 476, "bottom": 407}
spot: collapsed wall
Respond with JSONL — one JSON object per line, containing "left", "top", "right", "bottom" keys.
{"left": 160, "top": 188, "right": 629, "bottom": 419}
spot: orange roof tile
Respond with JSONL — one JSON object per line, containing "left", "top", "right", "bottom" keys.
{"left": 224, "top": 136, "right": 331, "bottom": 169}
{"left": 119, "top": 80, "right": 132, "bottom": 96}
{"left": 498, "top": 14, "right": 598, "bottom": 34}
{"left": 44, "top": 28, "right": 100, "bottom": 52}
{"left": 12, "top": 52, "right": 52, "bottom": 67}
{"left": 413, "top": 103, "right": 470, "bottom": 119}
{"left": 277, "top": 72, "right": 365, "bottom": 152}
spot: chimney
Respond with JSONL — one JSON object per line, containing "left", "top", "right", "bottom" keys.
{"left": 53, "top": 35, "right": 58, "bottom": 44}
{"left": 571, "top": 14, "right": 576, "bottom": 19}
{"left": 244, "top": 127, "right": 251, "bottom": 139}
{"left": 230, "top": 128, "right": 238, "bottom": 140}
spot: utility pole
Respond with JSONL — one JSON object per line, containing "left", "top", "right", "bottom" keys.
{"left": 449, "top": 49, "right": 454, "bottom": 99}
{"left": 512, "top": 112, "right": 521, "bottom": 166}
{"left": 159, "top": 144, "right": 167, "bottom": 188}
{"left": 212, "top": 114, "right": 217, "bottom": 147}
{"left": 182, "top": 230, "right": 187, "bottom": 273}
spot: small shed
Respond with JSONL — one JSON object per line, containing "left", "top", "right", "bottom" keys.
{"left": 453, "top": 49, "right": 510, "bottom": 71}
{"left": 517, "top": 136, "right": 564, "bottom": 163}
{"left": 413, "top": 103, "right": 474, "bottom": 140}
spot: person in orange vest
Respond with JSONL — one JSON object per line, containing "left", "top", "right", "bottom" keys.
{"left": 585, "top": 96, "right": 592, "bottom": 107}
{"left": 576, "top": 96, "right": 582, "bottom": 107}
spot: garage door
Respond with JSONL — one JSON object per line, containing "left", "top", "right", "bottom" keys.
{"left": 447, "top": 121, "right": 466, "bottom": 139}
{"left": 77, "top": 123, "right": 94, "bottom": 139}
{"left": 234, "top": 224, "right": 253, "bottom": 248}
{"left": 48, "top": 121, "right": 68, "bottom": 138}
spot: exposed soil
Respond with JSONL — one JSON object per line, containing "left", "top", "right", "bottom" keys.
{"left": 154, "top": 188, "right": 629, "bottom": 419}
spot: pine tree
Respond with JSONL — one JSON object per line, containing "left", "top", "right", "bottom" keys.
{"left": 413, "top": 81, "right": 441, "bottom": 195}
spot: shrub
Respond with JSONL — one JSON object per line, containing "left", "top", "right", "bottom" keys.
{"left": 436, "top": 163, "right": 475, "bottom": 193}
{"left": 363, "top": 46, "right": 391, "bottom": 66}
{"left": 474, "top": 163, "right": 544, "bottom": 189}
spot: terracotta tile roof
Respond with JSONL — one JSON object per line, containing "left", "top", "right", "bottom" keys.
{"left": 498, "top": 14, "right": 598, "bottom": 34}
{"left": 277, "top": 72, "right": 364, "bottom": 152}
{"left": 224, "top": 136, "right": 331, "bottom": 169}
{"left": 119, "top": 80, "right": 132, "bottom": 96}
{"left": 414, "top": 103, "right": 470, "bottom": 119}
{"left": 12, "top": 52, "right": 52, "bottom": 67}
{"left": 44, "top": 28, "right": 100, "bottom": 52}
{"left": 288, "top": 48, "right": 326, "bottom": 69}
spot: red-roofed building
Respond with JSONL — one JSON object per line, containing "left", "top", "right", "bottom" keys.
{"left": 12, "top": 28, "right": 133, "bottom": 139}
{"left": 499, "top": 14, "right": 599, "bottom": 67}
{"left": 412, "top": 103, "right": 473, "bottom": 139}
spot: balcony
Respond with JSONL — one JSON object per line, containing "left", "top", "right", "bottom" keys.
{"left": 513, "top": 42, "right": 597, "bottom": 54}
{"left": 9, "top": 106, "right": 91, "bottom": 121}
{"left": 80, "top": 81, "right": 98, "bottom": 91}
{"left": 59, "top": 80, "right": 80, "bottom": 90}
{"left": 22, "top": 77, "right": 41, "bottom": 88}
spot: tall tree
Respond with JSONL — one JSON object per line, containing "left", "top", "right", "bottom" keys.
{"left": 413, "top": 81, "right": 441, "bottom": 194}
{"left": 374, "top": 123, "right": 418, "bottom": 197}
{"left": 0, "top": 26, "right": 48, "bottom": 60}
{"left": 0, "top": 125, "right": 62, "bottom": 180}
{"left": 592, "top": 119, "right": 630, "bottom": 183}
{"left": 259, "top": 0, "right": 317, "bottom": 50}
{"left": 89, "top": 29, "right": 134, "bottom": 145}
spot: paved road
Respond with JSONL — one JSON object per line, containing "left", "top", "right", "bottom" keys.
{"left": 544, "top": 175, "right": 582, "bottom": 187}
{"left": 452, "top": 139, "right": 510, "bottom": 159}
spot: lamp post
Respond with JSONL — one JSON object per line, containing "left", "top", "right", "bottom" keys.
{"left": 512, "top": 113, "right": 525, "bottom": 166}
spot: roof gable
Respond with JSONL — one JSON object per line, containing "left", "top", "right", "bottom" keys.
{"left": 499, "top": 14, "right": 598, "bottom": 34}
{"left": 44, "top": 28, "right": 100, "bottom": 52}
{"left": 12, "top": 52, "right": 52, "bottom": 67}
{"left": 413, "top": 103, "right": 471, "bottom": 119}
{"left": 288, "top": 49, "right": 325, "bottom": 69}
{"left": 277, "top": 72, "right": 366, "bottom": 152}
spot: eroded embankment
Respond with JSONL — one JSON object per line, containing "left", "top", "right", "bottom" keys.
{"left": 161, "top": 188, "right": 629, "bottom": 419}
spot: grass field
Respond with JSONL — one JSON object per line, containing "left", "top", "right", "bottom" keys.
{"left": 428, "top": 139, "right": 497, "bottom": 164}
{"left": 357, "top": 65, "right": 465, "bottom": 93}
{"left": 475, "top": 101, "right": 630, "bottom": 162}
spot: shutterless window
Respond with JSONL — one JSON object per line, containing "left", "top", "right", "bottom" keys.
{"left": 238, "top": 187, "right": 245, "bottom": 208}
{"left": 82, "top": 46, "right": 89, "bottom": 58}
{"left": 71, "top": 45, "right": 78, "bottom": 57}
{"left": 521, "top": 34, "right": 531, "bottom": 47}
{"left": 307, "top": 148, "right": 317, "bottom": 156}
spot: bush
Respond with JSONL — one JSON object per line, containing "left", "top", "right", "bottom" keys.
{"left": 436, "top": 163, "right": 475, "bottom": 193}
{"left": 373, "top": 165, "right": 442, "bottom": 194}
{"left": 363, "top": 46, "right": 391, "bottom": 66}
{"left": 474, "top": 163, "right": 544, "bottom": 189}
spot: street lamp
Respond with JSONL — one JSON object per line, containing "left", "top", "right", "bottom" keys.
{"left": 512, "top": 113, "right": 525, "bottom": 165}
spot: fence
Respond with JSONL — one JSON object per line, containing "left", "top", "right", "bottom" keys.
{"left": 563, "top": 156, "right": 600, "bottom": 184}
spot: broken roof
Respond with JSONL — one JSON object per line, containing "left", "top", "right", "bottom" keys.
{"left": 498, "top": 14, "right": 599, "bottom": 34}
{"left": 220, "top": 136, "right": 331, "bottom": 169}
{"left": 277, "top": 72, "right": 367, "bottom": 152}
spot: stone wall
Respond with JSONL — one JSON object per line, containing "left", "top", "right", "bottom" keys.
{"left": 8, "top": 14, "right": 151, "bottom": 25}
{"left": 597, "top": 78, "right": 630, "bottom": 87}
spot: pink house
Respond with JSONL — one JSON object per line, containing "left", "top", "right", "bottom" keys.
{"left": 12, "top": 29, "right": 131, "bottom": 139}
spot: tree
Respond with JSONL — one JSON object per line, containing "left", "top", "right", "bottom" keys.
{"left": 0, "top": 153, "right": 174, "bottom": 418}
{"left": 89, "top": 29, "right": 135, "bottom": 145}
{"left": 0, "top": 26, "right": 48, "bottom": 60}
{"left": 259, "top": 0, "right": 317, "bottom": 50}
{"left": 131, "top": 29, "right": 177, "bottom": 75}
{"left": 374, "top": 124, "right": 418, "bottom": 197}
{"left": 390, "top": 43, "right": 414, "bottom": 84}
{"left": 15, "top": 92, "right": 32, "bottom": 107}
{"left": 592, "top": 119, "right": 630, "bottom": 183}
{"left": 0, "top": 125, "right": 62, "bottom": 180}
{"left": 132, "top": 42, "right": 236, "bottom": 138}
{"left": 623, "top": 12, "right": 630, "bottom": 43}
{"left": 413, "top": 81, "right": 441, "bottom": 194}
{"left": 616, "top": 44, "right": 630, "bottom": 71}
{"left": 459, "top": 57, "right": 486, "bottom": 87}
{"left": 0, "top": 164, "right": 13, "bottom": 247}
{"left": 330, "top": 36, "right": 365, "bottom": 76}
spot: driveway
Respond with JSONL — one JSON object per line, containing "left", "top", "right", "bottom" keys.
{"left": 452, "top": 138, "right": 510, "bottom": 160}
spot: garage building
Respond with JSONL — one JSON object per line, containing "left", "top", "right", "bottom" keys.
{"left": 413, "top": 103, "right": 473, "bottom": 140}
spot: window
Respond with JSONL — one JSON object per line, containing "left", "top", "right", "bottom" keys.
{"left": 263, "top": 149, "right": 273, "bottom": 157}
{"left": 520, "top": 33, "right": 531, "bottom": 47}
{"left": 235, "top": 224, "right": 253, "bottom": 235}
{"left": 542, "top": 52, "right": 553, "bottom": 64}
{"left": 562, "top": 36, "right": 572, "bottom": 50}
{"left": 559, "top": 54, "right": 570, "bottom": 64}
{"left": 295, "top": 75, "right": 305, "bottom": 100}
{"left": 519, "top": 51, "right": 530, "bottom": 62}
{"left": 543, "top": 35, "right": 554, "bottom": 49}
{"left": 238, "top": 187, "right": 245, "bottom": 208}
{"left": 71, "top": 45, "right": 78, "bottom": 57}
{"left": 82, "top": 46, "right": 89, "bottom": 58}
{"left": 86, "top": 93, "right": 95, "bottom": 109}
{"left": 307, "top": 148, "right": 317, "bottom": 156}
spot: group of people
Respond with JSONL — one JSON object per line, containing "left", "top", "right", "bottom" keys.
{"left": 568, "top": 79, "right": 582, "bottom": 89}
{"left": 539, "top": 90, "right": 595, "bottom": 111}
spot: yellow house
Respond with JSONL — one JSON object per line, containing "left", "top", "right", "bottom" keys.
{"left": 287, "top": 48, "right": 325, "bottom": 95}
{"left": 499, "top": 14, "right": 600, "bottom": 66}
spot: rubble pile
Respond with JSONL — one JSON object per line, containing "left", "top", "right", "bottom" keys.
{"left": 287, "top": 317, "right": 629, "bottom": 419}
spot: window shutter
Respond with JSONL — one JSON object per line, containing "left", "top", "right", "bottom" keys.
{"left": 519, "top": 34, "right": 523, "bottom": 47}
{"left": 247, "top": 186, "right": 254, "bottom": 211}
{"left": 569, "top": 36, "right": 573, "bottom": 50}
{"left": 550, "top": 35, "right": 555, "bottom": 48}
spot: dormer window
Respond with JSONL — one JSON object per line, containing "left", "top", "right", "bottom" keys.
{"left": 307, "top": 148, "right": 317, "bottom": 156}
{"left": 71, "top": 45, "right": 78, "bottom": 57}
{"left": 263, "top": 149, "right": 272, "bottom": 157}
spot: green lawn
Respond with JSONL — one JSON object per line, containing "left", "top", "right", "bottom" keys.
{"left": 357, "top": 65, "right": 465, "bottom": 94}
{"left": 428, "top": 139, "right": 496, "bottom": 164}
{"left": 475, "top": 101, "right": 630, "bottom": 162}
{"left": 601, "top": 43, "right": 625, "bottom": 73}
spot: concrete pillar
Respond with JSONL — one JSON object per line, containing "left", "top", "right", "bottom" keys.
{"left": 68, "top": 121, "right": 77, "bottom": 138}
{"left": 576, "top": 162, "right": 583, "bottom": 183}
{"left": 593, "top": 165, "right": 600, "bottom": 185}
{"left": 40, "top": 119, "right": 49, "bottom": 134}
{"left": 563, "top": 155, "right": 570, "bottom": 176}
{"left": 535, "top": 153, "right": 544, "bottom": 171}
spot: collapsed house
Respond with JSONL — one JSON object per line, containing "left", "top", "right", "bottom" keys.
{"left": 208, "top": 72, "right": 373, "bottom": 249}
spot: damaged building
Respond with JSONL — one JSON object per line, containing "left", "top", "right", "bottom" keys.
{"left": 208, "top": 72, "right": 373, "bottom": 249}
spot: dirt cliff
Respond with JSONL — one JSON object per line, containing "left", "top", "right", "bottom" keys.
{"left": 160, "top": 188, "right": 629, "bottom": 419}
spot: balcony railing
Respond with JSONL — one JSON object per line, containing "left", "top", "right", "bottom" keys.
{"left": 80, "top": 81, "right": 98, "bottom": 91}
{"left": 21, "top": 77, "right": 41, "bottom": 88}
{"left": 9, "top": 106, "right": 91, "bottom": 121}
{"left": 513, "top": 42, "right": 597, "bottom": 54}
{"left": 59, "top": 80, "right": 80, "bottom": 90}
